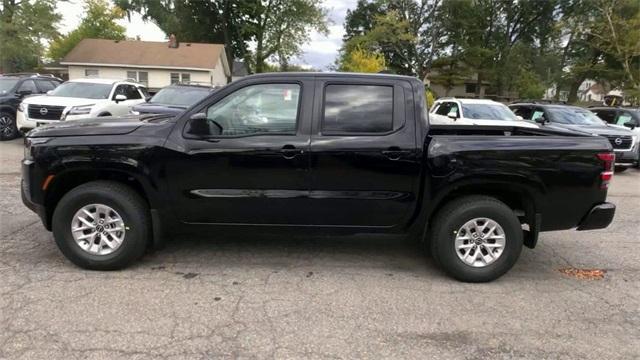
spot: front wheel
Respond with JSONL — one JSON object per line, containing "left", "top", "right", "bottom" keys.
{"left": 52, "top": 181, "right": 150, "bottom": 270}
{"left": 429, "top": 196, "right": 523, "bottom": 282}
{"left": 0, "top": 111, "right": 18, "bottom": 141}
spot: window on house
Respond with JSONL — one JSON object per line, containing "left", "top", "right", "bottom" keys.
{"left": 170, "top": 73, "right": 180, "bottom": 84}
{"left": 138, "top": 72, "right": 148, "bottom": 86}
{"left": 127, "top": 71, "right": 137, "bottom": 80}
{"left": 85, "top": 69, "right": 99, "bottom": 77}
{"left": 465, "top": 83, "right": 477, "bottom": 94}
{"left": 181, "top": 73, "right": 191, "bottom": 83}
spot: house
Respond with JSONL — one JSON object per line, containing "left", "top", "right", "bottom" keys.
{"left": 231, "top": 60, "right": 250, "bottom": 82}
{"left": 61, "top": 36, "right": 230, "bottom": 92}
{"left": 579, "top": 83, "right": 605, "bottom": 102}
{"left": 425, "top": 72, "right": 491, "bottom": 99}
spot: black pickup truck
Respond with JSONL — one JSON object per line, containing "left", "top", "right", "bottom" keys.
{"left": 21, "top": 73, "right": 616, "bottom": 282}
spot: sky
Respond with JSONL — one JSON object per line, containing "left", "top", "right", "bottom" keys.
{"left": 56, "top": 0, "right": 358, "bottom": 70}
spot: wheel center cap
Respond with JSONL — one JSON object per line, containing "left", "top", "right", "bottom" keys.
{"left": 95, "top": 225, "right": 104, "bottom": 232}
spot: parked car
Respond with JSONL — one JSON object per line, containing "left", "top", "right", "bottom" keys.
{"left": 590, "top": 106, "right": 640, "bottom": 167}
{"left": 430, "top": 98, "right": 539, "bottom": 128}
{"left": 0, "top": 74, "right": 62, "bottom": 140}
{"left": 131, "top": 84, "right": 217, "bottom": 116}
{"left": 22, "top": 73, "right": 616, "bottom": 282}
{"left": 510, "top": 102, "right": 638, "bottom": 171}
{"left": 16, "top": 78, "right": 147, "bottom": 133}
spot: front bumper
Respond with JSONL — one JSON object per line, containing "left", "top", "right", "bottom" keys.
{"left": 614, "top": 147, "right": 639, "bottom": 166}
{"left": 16, "top": 110, "right": 61, "bottom": 132}
{"left": 576, "top": 202, "right": 615, "bottom": 231}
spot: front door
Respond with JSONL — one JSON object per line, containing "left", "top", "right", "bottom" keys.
{"left": 166, "top": 80, "right": 314, "bottom": 225}
{"left": 306, "top": 78, "right": 420, "bottom": 228}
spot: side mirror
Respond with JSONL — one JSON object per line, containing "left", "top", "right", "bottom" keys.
{"left": 534, "top": 116, "right": 547, "bottom": 125}
{"left": 46, "top": 90, "right": 53, "bottom": 95}
{"left": 447, "top": 111, "right": 458, "bottom": 120}
{"left": 187, "top": 113, "right": 222, "bottom": 136}
{"left": 114, "top": 94, "right": 127, "bottom": 103}
{"left": 17, "top": 90, "right": 32, "bottom": 97}
{"left": 145, "top": 95, "right": 152, "bottom": 102}
{"left": 623, "top": 121, "right": 636, "bottom": 130}
{"left": 516, "top": 115, "right": 524, "bottom": 121}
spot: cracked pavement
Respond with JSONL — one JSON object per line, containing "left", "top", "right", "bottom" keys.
{"left": 1, "top": 138, "right": 639, "bottom": 359}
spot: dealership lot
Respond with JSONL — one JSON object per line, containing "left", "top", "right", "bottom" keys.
{"left": 1, "top": 137, "right": 639, "bottom": 359}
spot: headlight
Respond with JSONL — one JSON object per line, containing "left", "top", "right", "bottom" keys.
{"left": 67, "top": 104, "right": 95, "bottom": 115}
{"left": 18, "top": 102, "right": 25, "bottom": 112}
{"left": 24, "top": 137, "right": 50, "bottom": 160}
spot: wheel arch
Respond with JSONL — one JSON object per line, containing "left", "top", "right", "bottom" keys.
{"left": 423, "top": 178, "right": 543, "bottom": 248}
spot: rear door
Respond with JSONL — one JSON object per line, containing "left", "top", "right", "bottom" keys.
{"left": 306, "top": 78, "right": 420, "bottom": 227}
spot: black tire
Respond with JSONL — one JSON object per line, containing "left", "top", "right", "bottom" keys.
{"left": 0, "top": 111, "right": 18, "bottom": 141}
{"left": 614, "top": 166, "right": 628, "bottom": 173}
{"left": 52, "top": 181, "right": 149, "bottom": 270}
{"left": 98, "top": 112, "right": 112, "bottom": 117}
{"left": 429, "top": 196, "right": 523, "bottom": 282}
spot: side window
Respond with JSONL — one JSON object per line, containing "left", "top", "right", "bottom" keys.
{"left": 531, "top": 109, "right": 545, "bottom": 121}
{"left": 435, "top": 102, "right": 452, "bottom": 116}
{"left": 17, "top": 80, "right": 38, "bottom": 94}
{"left": 204, "top": 83, "right": 300, "bottom": 136}
{"left": 448, "top": 102, "right": 459, "bottom": 117}
{"left": 512, "top": 106, "right": 532, "bottom": 120}
{"left": 112, "top": 85, "right": 127, "bottom": 99}
{"left": 125, "top": 85, "right": 142, "bottom": 99}
{"left": 322, "top": 84, "right": 393, "bottom": 133}
{"left": 36, "top": 80, "right": 56, "bottom": 92}
{"left": 594, "top": 110, "right": 616, "bottom": 124}
{"left": 615, "top": 112, "right": 633, "bottom": 126}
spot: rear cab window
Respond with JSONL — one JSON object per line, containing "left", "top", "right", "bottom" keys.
{"left": 322, "top": 84, "right": 393, "bottom": 134}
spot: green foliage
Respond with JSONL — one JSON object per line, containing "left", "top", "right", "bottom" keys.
{"left": 48, "top": 0, "right": 126, "bottom": 61}
{"left": 425, "top": 89, "right": 435, "bottom": 107}
{"left": 241, "top": 0, "right": 328, "bottom": 73}
{"left": 0, "top": 0, "right": 61, "bottom": 72}
{"left": 116, "top": 0, "right": 328, "bottom": 75}
{"left": 338, "top": 46, "right": 386, "bottom": 73}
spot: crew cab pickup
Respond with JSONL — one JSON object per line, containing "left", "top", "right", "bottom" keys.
{"left": 21, "top": 73, "right": 616, "bottom": 282}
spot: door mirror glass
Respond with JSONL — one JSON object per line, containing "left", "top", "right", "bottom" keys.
{"left": 114, "top": 94, "right": 127, "bottom": 102}
{"left": 623, "top": 121, "right": 636, "bottom": 129}
{"left": 187, "top": 113, "right": 222, "bottom": 136}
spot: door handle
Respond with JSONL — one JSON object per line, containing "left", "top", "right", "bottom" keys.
{"left": 280, "top": 145, "right": 304, "bottom": 159}
{"left": 382, "top": 148, "right": 411, "bottom": 160}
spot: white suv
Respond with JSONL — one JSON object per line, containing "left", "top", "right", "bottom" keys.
{"left": 16, "top": 78, "right": 148, "bottom": 132}
{"left": 430, "top": 98, "right": 539, "bottom": 128}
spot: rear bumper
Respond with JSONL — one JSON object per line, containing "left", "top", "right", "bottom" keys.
{"left": 577, "top": 202, "right": 615, "bottom": 231}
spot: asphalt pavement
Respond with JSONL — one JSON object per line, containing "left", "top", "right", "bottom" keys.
{"left": 1, "top": 137, "right": 639, "bottom": 359}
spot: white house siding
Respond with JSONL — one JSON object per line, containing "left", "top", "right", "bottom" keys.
{"left": 67, "top": 66, "right": 227, "bottom": 90}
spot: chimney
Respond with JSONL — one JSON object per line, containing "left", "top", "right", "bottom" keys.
{"left": 168, "top": 34, "right": 179, "bottom": 48}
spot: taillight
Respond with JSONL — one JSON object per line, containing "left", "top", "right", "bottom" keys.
{"left": 597, "top": 152, "right": 615, "bottom": 189}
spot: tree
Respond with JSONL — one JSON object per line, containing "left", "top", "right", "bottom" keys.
{"left": 48, "top": 0, "right": 126, "bottom": 61}
{"left": 341, "top": 0, "right": 444, "bottom": 78}
{"left": 0, "top": 0, "right": 60, "bottom": 72}
{"left": 116, "top": 0, "right": 328, "bottom": 75}
{"left": 338, "top": 46, "right": 386, "bottom": 73}
{"left": 241, "top": 0, "right": 327, "bottom": 73}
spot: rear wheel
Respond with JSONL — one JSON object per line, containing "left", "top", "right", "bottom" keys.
{"left": 429, "top": 196, "right": 523, "bottom": 282}
{"left": 0, "top": 111, "right": 18, "bottom": 141}
{"left": 52, "top": 181, "right": 149, "bottom": 270}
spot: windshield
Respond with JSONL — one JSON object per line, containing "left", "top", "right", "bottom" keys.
{"left": 548, "top": 108, "right": 606, "bottom": 125}
{"left": 0, "top": 79, "right": 19, "bottom": 94}
{"left": 150, "top": 87, "right": 210, "bottom": 107}
{"left": 49, "top": 82, "right": 112, "bottom": 99}
{"left": 461, "top": 103, "right": 519, "bottom": 121}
